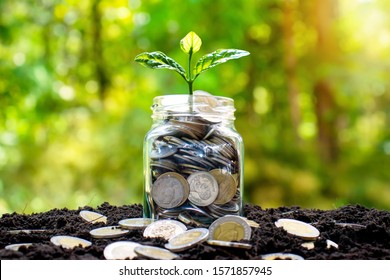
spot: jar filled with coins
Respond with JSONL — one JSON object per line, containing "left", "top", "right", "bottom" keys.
{"left": 143, "top": 92, "right": 244, "bottom": 225}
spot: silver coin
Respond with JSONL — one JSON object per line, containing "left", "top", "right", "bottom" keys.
{"left": 143, "top": 219, "right": 187, "bottom": 240}
{"left": 275, "top": 218, "right": 320, "bottom": 240}
{"left": 165, "top": 228, "right": 209, "bottom": 252}
{"left": 261, "top": 253, "right": 304, "bottom": 260}
{"left": 207, "top": 240, "right": 252, "bottom": 250}
{"left": 152, "top": 172, "right": 190, "bottom": 208}
{"left": 5, "top": 243, "right": 33, "bottom": 251}
{"left": 79, "top": 210, "right": 107, "bottom": 224}
{"left": 118, "top": 218, "right": 155, "bottom": 229}
{"left": 150, "top": 143, "right": 177, "bottom": 159}
{"left": 7, "top": 229, "right": 49, "bottom": 234}
{"left": 334, "top": 222, "right": 366, "bottom": 229}
{"left": 89, "top": 226, "right": 129, "bottom": 239}
{"left": 134, "top": 245, "right": 179, "bottom": 260}
{"left": 187, "top": 171, "right": 219, "bottom": 206}
{"left": 50, "top": 235, "right": 92, "bottom": 249}
{"left": 208, "top": 215, "right": 252, "bottom": 242}
{"left": 103, "top": 241, "right": 141, "bottom": 260}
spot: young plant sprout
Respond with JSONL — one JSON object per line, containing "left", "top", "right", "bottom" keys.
{"left": 134, "top": 31, "right": 250, "bottom": 95}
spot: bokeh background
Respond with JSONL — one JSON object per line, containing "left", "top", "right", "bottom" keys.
{"left": 1, "top": 0, "right": 389, "bottom": 214}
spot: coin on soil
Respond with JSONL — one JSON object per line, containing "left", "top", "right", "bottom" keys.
{"left": 89, "top": 226, "right": 129, "bottom": 239}
{"left": 275, "top": 218, "right": 320, "bottom": 240}
{"left": 152, "top": 172, "right": 190, "bottom": 208}
{"left": 261, "top": 253, "right": 304, "bottom": 260}
{"left": 187, "top": 171, "right": 219, "bottom": 206}
{"left": 79, "top": 210, "right": 107, "bottom": 224}
{"left": 134, "top": 245, "right": 179, "bottom": 260}
{"left": 208, "top": 215, "right": 252, "bottom": 242}
{"left": 209, "top": 169, "right": 237, "bottom": 205}
{"left": 143, "top": 219, "right": 187, "bottom": 240}
{"left": 165, "top": 228, "right": 209, "bottom": 252}
{"left": 50, "top": 235, "right": 92, "bottom": 249}
{"left": 103, "top": 241, "right": 141, "bottom": 260}
{"left": 118, "top": 218, "right": 154, "bottom": 229}
{"left": 207, "top": 240, "right": 252, "bottom": 250}
{"left": 5, "top": 243, "right": 33, "bottom": 251}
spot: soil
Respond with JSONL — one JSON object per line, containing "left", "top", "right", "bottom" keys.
{"left": 1, "top": 203, "right": 389, "bottom": 260}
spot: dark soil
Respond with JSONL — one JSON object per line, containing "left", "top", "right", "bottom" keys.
{"left": 1, "top": 203, "right": 389, "bottom": 260}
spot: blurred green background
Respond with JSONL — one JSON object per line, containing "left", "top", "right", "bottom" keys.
{"left": 1, "top": 0, "right": 389, "bottom": 214}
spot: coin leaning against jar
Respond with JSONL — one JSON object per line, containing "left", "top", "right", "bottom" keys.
{"left": 187, "top": 171, "right": 219, "bottom": 207}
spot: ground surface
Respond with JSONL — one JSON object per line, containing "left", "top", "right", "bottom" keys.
{"left": 1, "top": 203, "right": 389, "bottom": 260}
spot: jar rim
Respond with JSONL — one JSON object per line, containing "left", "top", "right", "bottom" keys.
{"left": 151, "top": 94, "right": 236, "bottom": 121}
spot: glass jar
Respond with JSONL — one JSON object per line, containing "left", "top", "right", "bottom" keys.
{"left": 143, "top": 93, "right": 244, "bottom": 225}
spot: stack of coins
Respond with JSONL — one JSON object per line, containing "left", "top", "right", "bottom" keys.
{"left": 146, "top": 115, "right": 241, "bottom": 223}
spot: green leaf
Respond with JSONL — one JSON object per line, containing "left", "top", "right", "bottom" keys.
{"left": 180, "top": 31, "right": 202, "bottom": 55}
{"left": 134, "top": 51, "right": 186, "bottom": 78}
{"left": 193, "top": 49, "right": 250, "bottom": 78}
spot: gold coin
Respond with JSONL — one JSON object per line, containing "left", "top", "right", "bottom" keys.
{"left": 143, "top": 220, "right": 187, "bottom": 240}
{"left": 301, "top": 239, "right": 339, "bottom": 250}
{"left": 103, "top": 241, "right": 141, "bottom": 260}
{"left": 5, "top": 243, "right": 33, "bottom": 251}
{"left": 79, "top": 210, "right": 107, "bottom": 224}
{"left": 89, "top": 226, "right": 129, "bottom": 239}
{"left": 242, "top": 217, "right": 260, "bottom": 228}
{"left": 301, "top": 242, "right": 315, "bottom": 250}
{"left": 209, "top": 169, "right": 237, "bottom": 205}
{"left": 134, "top": 245, "right": 179, "bottom": 260}
{"left": 207, "top": 239, "right": 252, "bottom": 249}
{"left": 118, "top": 218, "right": 154, "bottom": 229}
{"left": 208, "top": 215, "right": 251, "bottom": 242}
{"left": 50, "top": 235, "right": 92, "bottom": 249}
{"left": 261, "top": 253, "right": 304, "bottom": 260}
{"left": 165, "top": 228, "right": 209, "bottom": 252}
{"left": 275, "top": 218, "right": 320, "bottom": 240}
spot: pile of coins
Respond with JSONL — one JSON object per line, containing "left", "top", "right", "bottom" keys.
{"left": 146, "top": 115, "right": 241, "bottom": 223}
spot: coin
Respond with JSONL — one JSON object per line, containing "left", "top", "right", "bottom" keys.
{"left": 152, "top": 172, "right": 190, "bottom": 208}
{"left": 275, "top": 218, "right": 320, "bottom": 240}
{"left": 301, "top": 241, "right": 315, "bottom": 250}
{"left": 7, "top": 229, "right": 49, "bottom": 234}
{"left": 242, "top": 218, "right": 260, "bottom": 228}
{"left": 79, "top": 210, "right": 107, "bottom": 224}
{"left": 326, "top": 239, "right": 339, "bottom": 249}
{"left": 150, "top": 142, "right": 177, "bottom": 159}
{"left": 5, "top": 243, "right": 33, "bottom": 251}
{"left": 50, "top": 235, "right": 92, "bottom": 249}
{"left": 134, "top": 245, "right": 179, "bottom": 260}
{"left": 209, "top": 169, "right": 237, "bottom": 205}
{"left": 208, "top": 215, "right": 252, "bottom": 241}
{"left": 89, "top": 226, "right": 129, "bottom": 239}
{"left": 118, "top": 218, "right": 154, "bottom": 229}
{"left": 187, "top": 171, "right": 219, "bottom": 206}
{"left": 261, "top": 253, "right": 304, "bottom": 260}
{"left": 103, "top": 241, "right": 141, "bottom": 260}
{"left": 165, "top": 228, "right": 209, "bottom": 252}
{"left": 335, "top": 222, "right": 366, "bottom": 229}
{"left": 143, "top": 219, "right": 187, "bottom": 240}
{"left": 178, "top": 212, "right": 208, "bottom": 227}
{"left": 207, "top": 240, "right": 252, "bottom": 249}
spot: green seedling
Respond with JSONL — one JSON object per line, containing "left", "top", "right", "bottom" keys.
{"left": 134, "top": 31, "right": 250, "bottom": 96}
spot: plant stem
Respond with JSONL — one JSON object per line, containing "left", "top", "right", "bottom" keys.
{"left": 188, "top": 51, "right": 194, "bottom": 112}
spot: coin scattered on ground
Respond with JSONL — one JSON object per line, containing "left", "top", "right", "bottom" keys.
{"left": 242, "top": 217, "right": 260, "bottom": 228}
{"left": 208, "top": 215, "right": 251, "bottom": 241}
{"left": 335, "top": 222, "right": 366, "bottom": 229}
{"left": 143, "top": 219, "right": 187, "bottom": 240}
{"left": 89, "top": 226, "right": 129, "bottom": 239}
{"left": 7, "top": 229, "right": 49, "bottom": 234}
{"left": 187, "top": 171, "right": 219, "bottom": 206}
{"left": 50, "top": 235, "right": 92, "bottom": 249}
{"left": 165, "top": 228, "right": 209, "bottom": 252}
{"left": 209, "top": 169, "right": 237, "bottom": 205}
{"left": 103, "top": 241, "right": 141, "bottom": 260}
{"left": 151, "top": 172, "right": 190, "bottom": 208}
{"left": 275, "top": 218, "right": 320, "bottom": 240}
{"left": 207, "top": 240, "right": 252, "bottom": 249}
{"left": 5, "top": 243, "right": 33, "bottom": 251}
{"left": 79, "top": 210, "right": 107, "bottom": 224}
{"left": 301, "top": 241, "right": 315, "bottom": 250}
{"left": 134, "top": 245, "right": 179, "bottom": 260}
{"left": 261, "top": 253, "right": 304, "bottom": 260}
{"left": 326, "top": 239, "right": 339, "bottom": 249}
{"left": 118, "top": 218, "right": 154, "bottom": 229}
